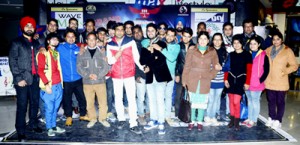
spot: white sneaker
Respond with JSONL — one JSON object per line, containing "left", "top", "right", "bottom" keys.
{"left": 87, "top": 120, "right": 97, "bottom": 128}
{"left": 39, "top": 118, "right": 46, "bottom": 124}
{"left": 210, "top": 118, "right": 220, "bottom": 126}
{"left": 203, "top": 117, "right": 212, "bottom": 126}
{"left": 272, "top": 120, "right": 281, "bottom": 129}
{"left": 72, "top": 111, "right": 80, "bottom": 119}
{"left": 99, "top": 120, "right": 111, "bottom": 128}
{"left": 266, "top": 117, "right": 274, "bottom": 127}
{"left": 53, "top": 126, "right": 66, "bottom": 133}
{"left": 47, "top": 129, "right": 55, "bottom": 137}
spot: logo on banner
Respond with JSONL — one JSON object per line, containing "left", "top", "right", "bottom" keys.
{"left": 86, "top": 5, "right": 96, "bottom": 14}
{"left": 207, "top": 13, "right": 224, "bottom": 22}
{"left": 129, "top": 6, "right": 161, "bottom": 19}
{"left": 179, "top": 6, "right": 188, "bottom": 14}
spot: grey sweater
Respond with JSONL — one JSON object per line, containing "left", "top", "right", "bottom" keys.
{"left": 77, "top": 47, "right": 109, "bottom": 84}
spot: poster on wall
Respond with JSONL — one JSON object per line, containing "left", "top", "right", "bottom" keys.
{"left": 48, "top": 3, "right": 190, "bottom": 31}
{"left": 190, "top": 7, "right": 229, "bottom": 36}
{"left": 0, "top": 57, "right": 16, "bottom": 96}
{"left": 50, "top": 6, "right": 84, "bottom": 30}
{"left": 83, "top": 3, "right": 190, "bottom": 31}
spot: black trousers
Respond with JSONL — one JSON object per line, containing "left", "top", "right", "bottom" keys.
{"left": 62, "top": 79, "right": 87, "bottom": 117}
{"left": 15, "top": 75, "right": 40, "bottom": 135}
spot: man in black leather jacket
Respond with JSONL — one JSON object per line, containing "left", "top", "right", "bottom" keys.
{"left": 174, "top": 27, "right": 195, "bottom": 117}
{"left": 235, "top": 18, "right": 265, "bottom": 51}
{"left": 9, "top": 16, "right": 43, "bottom": 142}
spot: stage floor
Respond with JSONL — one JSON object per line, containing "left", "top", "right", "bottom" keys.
{"left": 1, "top": 91, "right": 299, "bottom": 145}
{"left": 1, "top": 118, "right": 290, "bottom": 144}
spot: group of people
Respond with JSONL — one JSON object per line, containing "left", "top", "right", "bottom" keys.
{"left": 9, "top": 15, "right": 298, "bottom": 142}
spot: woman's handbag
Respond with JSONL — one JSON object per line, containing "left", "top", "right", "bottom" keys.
{"left": 178, "top": 86, "right": 191, "bottom": 123}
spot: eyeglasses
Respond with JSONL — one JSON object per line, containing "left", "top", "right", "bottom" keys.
{"left": 159, "top": 27, "right": 167, "bottom": 30}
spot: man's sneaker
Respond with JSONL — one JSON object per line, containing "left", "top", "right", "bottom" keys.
{"left": 266, "top": 117, "right": 274, "bottom": 127}
{"left": 144, "top": 120, "right": 158, "bottom": 130}
{"left": 87, "top": 120, "right": 97, "bottom": 128}
{"left": 107, "top": 112, "right": 117, "bottom": 123}
{"left": 39, "top": 118, "right": 46, "bottom": 124}
{"left": 72, "top": 111, "right": 80, "bottom": 119}
{"left": 117, "top": 121, "right": 126, "bottom": 129}
{"left": 210, "top": 118, "right": 220, "bottom": 126}
{"left": 216, "top": 114, "right": 221, "bottom": 120}
{"left": 158, "top": 123, "right": 165, "bottom": 135}
{"left": 47, "top": 129, "right": 55, "bottom": 137}
{"left": 272, "top": 120, "right": 281, "bottom": 129}
{"left": 241, "top": 119, "right": 250, "bottom": 126}
{"left": 130, "top": 126, "right": 142, "bottom": 134}
{"left": 203, "top": 117, "right": 212, "bottom": 126}
{"left": 52, "top": 126, "right": 66, "bottom": 133}
{"left": 224, "top": 114, "right": 231, "bottom": 122}
{"left": 99, "top": 120, "right": 111, "bottom": 128}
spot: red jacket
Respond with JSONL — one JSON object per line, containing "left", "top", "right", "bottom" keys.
{"left": 106, "top": 36, "right": 143, "bottom": 79}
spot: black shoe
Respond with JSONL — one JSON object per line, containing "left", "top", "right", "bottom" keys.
{"left": 18, "top": 134, "right": 26, "bottom": 142}
{"left": 29, "top": 127, "right": 43, "bottom": 133}
{"left": 234, "top": 118, "right": 240, "bottom": 131}
{"left": 228, "top": 116, "right": 234, "bottom": 128}
{"left": 130, "top": 126, "right": 142, "bottom": 134}
{"left": 117, "top": 121, "right": 126, "bottom": 130}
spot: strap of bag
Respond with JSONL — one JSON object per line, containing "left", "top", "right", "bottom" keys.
{"left": 185, "top": 85, "right": 190, "bottom": 102}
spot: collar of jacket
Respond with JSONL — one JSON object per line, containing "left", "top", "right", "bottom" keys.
{"left": 62, "top": 42, "right": 78, "bottom": 50}
{"left": 195, "top": 45, "right": 214, "bottom": 55}
{"left": 150, "top": 37, "right": 159, "bottom": 44}
{"left": 179, "top": 41, "right": 195, "bottom": 49}
{"left": 244, "top": 31, "right": 256, "bottom": 38}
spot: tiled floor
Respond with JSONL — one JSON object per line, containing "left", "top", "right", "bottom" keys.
{"left": 0, "top": 91, "right": 299, "bottom": 145}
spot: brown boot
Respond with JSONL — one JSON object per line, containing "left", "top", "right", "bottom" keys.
{"left": 79, "top": 115, "right": 90, "bottom": 121}
{"left": 228, "top": 116, "right": 234, "bottom": 128}
{"left": 234, "top": 118, "right": 240, "bottom": 131}
{"left": 65, "top": 117, "right": 72, "bottom": 126}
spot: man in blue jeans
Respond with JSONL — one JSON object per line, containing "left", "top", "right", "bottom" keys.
{"left": 9, "top": 16, "right": 43, "bottom": 142}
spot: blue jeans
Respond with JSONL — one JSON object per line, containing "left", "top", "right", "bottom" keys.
{"left": 136, "top": 77, "right": 148, "bottom": 116}
{"left": 106, "top": 77, "right": 115, "bottom": 113}
{"left": 147, "top": 78, "right": 166, "bottom": 123}
{"left": 40, "top": 84, "right": 63, "bottom": 129}
{"left": 207, "top": 88, "right": 223, "bottom": 118}
{"left": 245, "top": 90, "right": 262, "bottom": 122}
{"left": 165, "top": 76, "right": 175, "bottom": 118}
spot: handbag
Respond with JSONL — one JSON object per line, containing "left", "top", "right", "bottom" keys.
{"left": 178, "top": 86, "right": 191, "bottom": 123}
{"left": 240, "top": 93, "right": 248, "bottom": 120}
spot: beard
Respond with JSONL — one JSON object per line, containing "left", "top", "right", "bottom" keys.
{"left": 23, "top": 30, "right": 35, "bottom": 37}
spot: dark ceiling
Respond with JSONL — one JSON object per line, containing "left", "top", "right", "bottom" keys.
{"left": 0, "top": 0, "right": 23, "bottom": 20}
{"left": 0, "top": 0, "right": 272, "bottom": 20}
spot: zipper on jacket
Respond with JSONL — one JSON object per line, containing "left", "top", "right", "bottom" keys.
{"left": 69, "top": 45, "right": 73, "bottom": 81}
